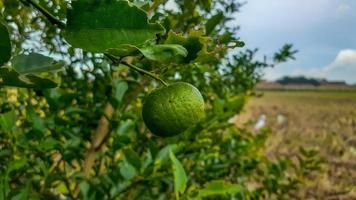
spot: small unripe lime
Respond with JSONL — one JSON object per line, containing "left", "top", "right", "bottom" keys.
{"left": 142, "top": 82, "right": 205, "bottom": 137}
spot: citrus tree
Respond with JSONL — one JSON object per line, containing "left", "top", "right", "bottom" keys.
{"left": 0, "top": 0, "right": 321, "bottom": 199}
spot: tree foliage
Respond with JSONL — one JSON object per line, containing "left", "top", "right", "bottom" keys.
{"left": 0, "top": 0, "right": 321, "bottom": 199}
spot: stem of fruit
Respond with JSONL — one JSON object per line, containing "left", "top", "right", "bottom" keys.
{"left": 20, "top": 0, "right": 65, "bottom": 28}
{"left": 122, "top": 61, "right": 168, "bottom": 86}
{"left": 105, "top": 53, "right": 168, "bottom": 86}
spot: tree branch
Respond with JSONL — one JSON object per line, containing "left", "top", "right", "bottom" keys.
{"left": 83, "top": 103, "right": 114, "bottom": 177}
{"left": 20, "top": 0, "right": 66, "bottom": 28}
{"left": 105, "top": 53, "right": 168, "bottom": 86}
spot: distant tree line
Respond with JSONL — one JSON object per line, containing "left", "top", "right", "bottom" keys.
{"left": 277, "top": 76, "right": 323, "bottom": 86}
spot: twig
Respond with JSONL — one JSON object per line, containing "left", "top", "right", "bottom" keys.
{"left": 122, "top": 61, "right": 168, "bottom": 86}
{"left": 105, "top": 53, "right": 168, "bottom": 86}
{"left": 20, "top": 0, "right": 65, "bottom": 28}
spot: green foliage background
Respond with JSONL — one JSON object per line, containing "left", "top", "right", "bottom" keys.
{"left": 0, "top": 0, "right": 321, "bottom": 199}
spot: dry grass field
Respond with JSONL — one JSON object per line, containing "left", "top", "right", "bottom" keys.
{"left": 238, "top": 90, "right": 356, "bottom": 199}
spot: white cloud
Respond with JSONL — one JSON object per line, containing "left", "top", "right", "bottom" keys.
{"left": 337, "top": 3, "right": 352, "bottom": 15}
{"left": 292, "top": 49, "right": 356, "bottom": 84}
{"left": 324, "top": 49, "right": 356, "bottom": 71}
{"left": 320, "top": 49, "right": 356, "bottom": 83}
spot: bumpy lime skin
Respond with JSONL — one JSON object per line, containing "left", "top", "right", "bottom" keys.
{"left": 142, "top": 82, "right": 205, "bottom": 137}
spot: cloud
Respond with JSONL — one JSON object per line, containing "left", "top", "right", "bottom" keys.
{"left": 320, "top": 49, "right": 356, "bottom": 83}
{"left": 324, "top": 49, "right": 356, "bottom": 71}
{"left": 337, "top": 3, "right": 352, "bottom": 15}
{"left": 291, "top": 49, "right": 356, "bottom": 84}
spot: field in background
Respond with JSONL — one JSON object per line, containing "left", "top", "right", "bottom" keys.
{"left": 238, "top": 90, "right": 356, "bottom": 199}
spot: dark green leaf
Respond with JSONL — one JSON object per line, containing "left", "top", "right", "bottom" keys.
{"left": 27, "top": 106, "right": 45, "bottom": 131}
{"left": 165, "top": 31, "right": 217, "bottom": 64}
{"left": 205, "top": 12, "right": 224, "bottom": 35}
{"left": 11, "top": 189, "right": 28, "bottom": 200}
{"left": 123, "top": 147, "right": 141, "bottom": 170}
{"left": 7, "top": 159, "right": 27, "bottom": 174}
{"left": 0, "top": 68, "right": 57, "bottom": 89}
{"left": 12, "top": 53, "right": 64, "bottom": 74}
{"left": 0, "top": 22, "right": 11, "bottom": 66}
{"left": 38, "top": 137, "right": 58, "bottom": 151}
{"left": 65, "top": 0, "right": 164, "bottom": 52}
{"left": 140, "top": 44, "right": 187, "bottom": 63}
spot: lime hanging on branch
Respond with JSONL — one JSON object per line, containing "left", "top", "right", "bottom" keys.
{"left": 105, "top": 55, "right": 205, "bottom": 137}
{"left": 142, "top": 82, "right": 205, "bottom": 137}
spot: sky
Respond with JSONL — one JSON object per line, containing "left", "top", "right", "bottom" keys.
{"left": 235, "top": 0, "right": 356, "bottom": 84}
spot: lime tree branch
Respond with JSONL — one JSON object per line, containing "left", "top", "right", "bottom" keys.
{"left": 105, "top": 53, "right": 168, "bottom": 86}
{"left": 20, "top": 0, "right": 65, "bottom": 28}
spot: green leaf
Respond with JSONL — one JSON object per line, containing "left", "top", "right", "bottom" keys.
{"left": 27, "top": 106, "right": 45, "bottom": 131}
{"left": 169, "top": 150, "right": 187, "bottom": 199}
{"left": 197, "top": 180, "right": 241, "bottom": 198}
{"left": 11, "top": 188, "right": 28, "bottom": 200}
{"left": 38, "top": 137, "right": 58, "bottom": 151}
{"left": 0, "top": 68, "right": 57, "bottom": 89}
{"left": 12, "top": 53, "right": 64, "bottom": 74}
{"left": 79, "top": 181, "right": 90, "bottom": 200}
{"left": 119, "top": 159, "right": 137, "bottom": 180}
{"left": 65, "top": 0, "right": 164, "bottom": 52}
{"left": 7, "top": 159, "right": 27, "bottom": 174}
{"left": 154, "top": 144, "right": 179, "bottom": 167}
{"left": 0, "top": 110, "right": 16, "bottom": 132}
{"left": 198, "top": 0, "right": 212, "bottom": 11}
{"left": 140, "top": 44, "right": 188, "bottom": 63}
{"left": 123, "top": 147, "right": 141, "bottom": 170}
{"left": 165, "top": 31, "right": 217, "bottom": 64}
{"left": 205, "top": 12, "right": 224, "bottom": 35}
{"left": 0, "top": 22, "right": 11, "bottom": 66}
{"left": 112, "top": 80, "right": 128, "bottom": 107}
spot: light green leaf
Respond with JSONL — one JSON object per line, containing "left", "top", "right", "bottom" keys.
{"left": 140, "top": 44, "right": 188, "bottom": 63}
{"left": 12, "top": 53, "right": 64, "bottom": 74}
{"left": 0, "top": 22, "right": 11, "bottom": 66}
{"left": 131, "top": 0, "right": 151, "bottom": 9}
{"left": 0, "top": 110, "right": 16, "bottom": 132}
{"left": 119, "top": 159, "right": 137, "bottom": 180}
{"left": 169, "top": 150, "right": 187, "bottom": 199}
{"left": 205, "top": 12, "right": 224, "bottom": 35}
{"left": 79, "top": 181, "right": 90, "bottom": 200}
{"left": 154, "top": 144, "right": 179, "bottom": 167}
{"left": 112, "top": 80, "right": 128, "bottom": 106}
{"left": 65, "top": 0, "right": 164, "bottom": 52}
{"left": 197, "top": 180, "right": 241, "bottom": 198}
{"left": 0, "top": 68, "right": 57, "bottom": 89}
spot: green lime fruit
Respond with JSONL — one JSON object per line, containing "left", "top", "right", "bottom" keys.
{"left": 142, "top": 82, "right": 205, "bottom": 137}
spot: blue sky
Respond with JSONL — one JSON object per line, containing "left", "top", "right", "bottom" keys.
{"left": 235, "top": 0, "right": 356, "bottom": 83}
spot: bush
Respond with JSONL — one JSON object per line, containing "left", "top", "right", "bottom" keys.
{"left": 0, "top": 1, "right": 321, "bottom": 199}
